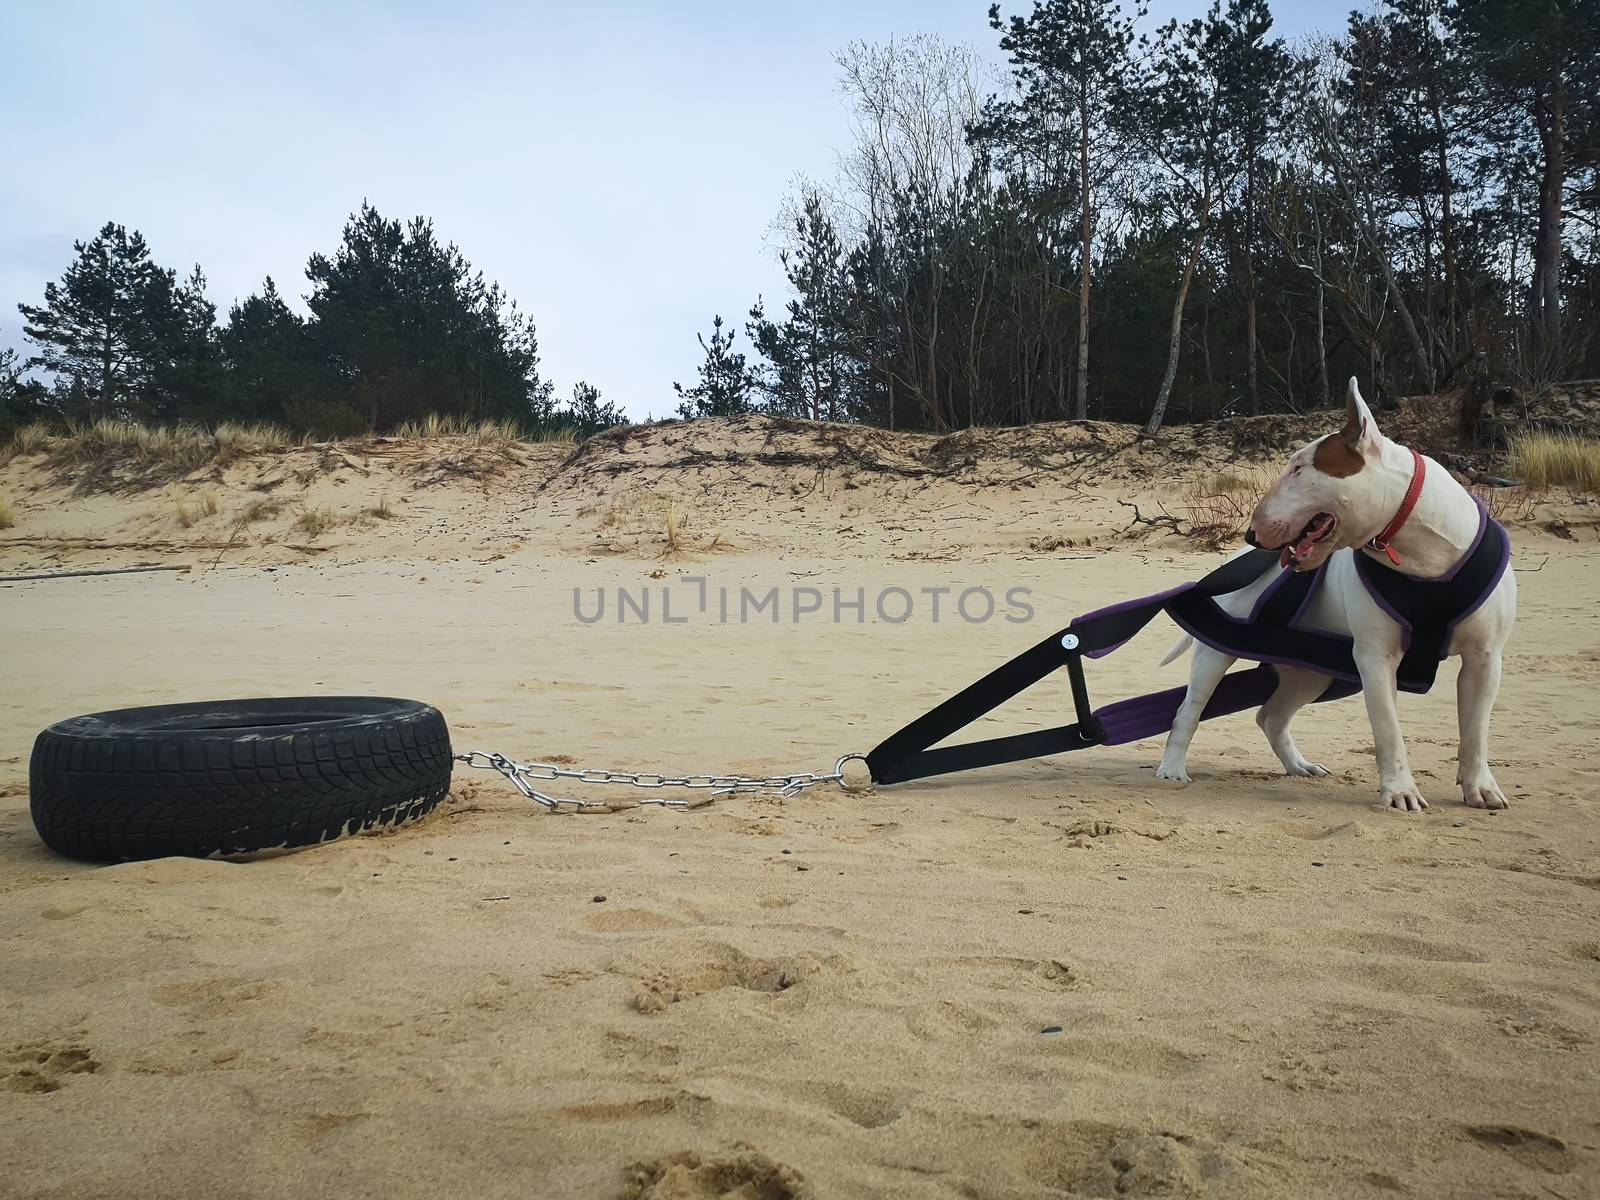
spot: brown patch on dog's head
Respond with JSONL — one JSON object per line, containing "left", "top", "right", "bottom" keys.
{"left": 1312, "top": 432, "right": 1365, "bottom": 477}
{"left": 1311, "top": 385, "right": 1371, "bottom": 477}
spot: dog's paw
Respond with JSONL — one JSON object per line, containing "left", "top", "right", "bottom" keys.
{"left": 1284, "top": 758, "right": 1329, "bottom": 778}
{"left": 1460, "top": 773, "right": 1510, "bottom": 810}
{"left": 1153, "top": 763, "right": 1191, "bottom": 784}
{"left": 1377, "top": 784, "right": 1429, "bottom": 813}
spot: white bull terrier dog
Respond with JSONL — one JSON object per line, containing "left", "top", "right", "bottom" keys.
{"left": 1155, "top": 377, "right": 1517, "bottom": 812}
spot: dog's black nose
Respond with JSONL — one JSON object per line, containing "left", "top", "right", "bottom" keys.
{"left": 1244, "top": 527, "right": 1261, "bottom": 548}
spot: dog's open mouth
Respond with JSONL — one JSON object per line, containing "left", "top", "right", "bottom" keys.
{"left": 1281, "top": 512, "right": 1337, "bottom": 569}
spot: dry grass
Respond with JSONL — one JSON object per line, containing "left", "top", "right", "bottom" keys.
{"left": 1472, "top": 484, "right": 1546, "bottom": 524}
{"left": 50, "top": 419, "right": 294, "bottom": 474}
{"left": 2, "top": 422, "right": 52, "bottom": 464}
{"left": 393, "top": 415, "right": 534, "bottom": 447}
{"left": 0, "top": 494, "right": 15, "bottom": 530}
{"left": 240, "top": 497, "right": 286, "bottom": 523}
{"left": 14, "top": 415, "right": 563, "bottom": 486}
{"left": 173, "top": 487, "right": 221, "bottom": 528}
{"left": 395, "top": 413, "right": 468, "bottom": 439}
{"left": 593, "top": 492, "right": 653, "bottom": 532}
{"left": 365, "top": 496, "right": 397, "bottom": 519}
{"left": 1027, "top": 534, "right": 1081, "bottom": 553}
{"left": 213, "top": 422, "right": 293, "bottom": 462}
{"left": 662, "top": 498, "right": 688, "bottom": 552}
{"left": 294, "top": 506, "right": 338, "bottom": 537}
{"left": 1509, "top": 431, "right": 1600, "bottom": 493}
{"left": 1197, "top": 465, "right": 1273, "bottom": 497}
{"left": 588, "top": 492, "right": 722, "bottom": 555}
{"left": 390, "top": 415, "right": 581, "bottom": 446}
{"left": 1178, "top": 466, "right": 1270, "bottom": 551}
{"left": 63, "top": 421, "right": 212, "bottom": 471}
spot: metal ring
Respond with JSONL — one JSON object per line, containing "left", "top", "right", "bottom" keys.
{"left": 833, "top": 753, "right": 873, "bottom": 792}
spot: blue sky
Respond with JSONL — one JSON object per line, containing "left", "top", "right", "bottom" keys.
{"left": 2, "top": 0, "right": 1335, "bottom": 420}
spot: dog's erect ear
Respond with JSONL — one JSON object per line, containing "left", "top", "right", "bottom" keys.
{"left": 1314, "top": 377, "right": 1378, "bottom": 476}
{"left": 1341, "top": 376, "right": 1380, "bottom": 452}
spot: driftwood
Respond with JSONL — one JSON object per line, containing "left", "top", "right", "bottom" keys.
{"left": 1116, "top": 498, "right": 1187, "bottom": 536}
{"left": 0, "top": 564, "right": 191, "bottom": 583}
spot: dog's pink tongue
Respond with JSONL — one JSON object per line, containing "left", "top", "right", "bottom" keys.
{"left": 1288, "top": 515, "right": 1334, "bottom": 565}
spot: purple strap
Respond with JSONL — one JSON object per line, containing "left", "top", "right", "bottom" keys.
{"left": 1094, "top": 667, "right": 1361, "bottom": 746}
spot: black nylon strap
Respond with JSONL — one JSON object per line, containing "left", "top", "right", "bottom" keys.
{"left": 865, "top": 547, "right": 1282, "bottom": 785}
{"left": 865, "top": 628, "right": 1083, "bottom": 785}
{"left": 875, "top": 722, "right": 1104, "bottom": 784}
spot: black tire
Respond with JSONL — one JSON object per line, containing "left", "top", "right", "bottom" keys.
{"left": 29, "top": 697, "right": 453, "bottom": 862}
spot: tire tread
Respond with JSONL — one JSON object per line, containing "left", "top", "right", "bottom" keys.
{"left": 29, "top": 701, "right": 452, "bottom": 861}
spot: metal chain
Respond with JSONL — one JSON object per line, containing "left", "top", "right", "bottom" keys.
{"left": 454, "top": 750, "right": 868, "bottom": 814}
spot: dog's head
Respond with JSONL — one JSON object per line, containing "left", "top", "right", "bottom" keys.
{"left": 1250, "top": 377, "right": 1386, "bottom": 571}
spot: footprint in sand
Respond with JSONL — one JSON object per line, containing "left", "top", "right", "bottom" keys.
{"left": 622, "top": 1146, "right": 808, "bottom": 1200}
{"left": 1033, "top": 1034, "right": 1205, "bottom": 1079}
{"left": 627, "top": 943, "right": 838, "bottom": 1014}
{"left": 558, "top": 1094, "right": 686, "bottom": 1123}
{"left": 602, "top": 1029, "right": 681, "bottom": 1066}
{"left": 1263, "top": 1052, "right": 1348, "bottom": 1093}
{"left": 1014, "top": 1120, "right": 1274, "bottom": 1196}
{"left": 937, "top": 954, "right": 1084, "bottom": 992}
{"left": 2, "top": 1040, "right": 101, "bottom": 1094}
{"left": 1235, "top": 925, "right": 1485, "bottom": 964}
{"left": 583, "top": 907, "right": 689, "bottom": 933}
{"left": 40, "top": 904, "right": 91, "bottom": 920}
{"left": 792, "top": 1080, "right": 907, "bottom": 1130}
{"left": 1463, "top": 1124, "right": 1574, "bottom": 1174}
{"left": 902, "top": 999, "right": 1002, "bottom": 1040}
{"left": 153, "top": 976, "right": 276, "bottom": 1018}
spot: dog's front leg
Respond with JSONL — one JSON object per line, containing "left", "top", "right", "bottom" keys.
{"left": 1354, "top": 645, "right": 1427, "bottom": 812}
{"left": 1155, "top": 644, "right": 1235, "bottom": 783}
{"left": 1456, "top": 648, "right": 1509, "bottom": 809}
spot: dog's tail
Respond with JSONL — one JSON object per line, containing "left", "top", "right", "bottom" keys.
{"left": 1159, "top": 635, "right": 1194, "bottom": 667}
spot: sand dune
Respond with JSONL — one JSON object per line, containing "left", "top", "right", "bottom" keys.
{"left": 2, "top": 415, "right": 1597, "bottom": 1198}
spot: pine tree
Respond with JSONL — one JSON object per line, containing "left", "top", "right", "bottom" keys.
{"left": 673, "top": 315, "right": 754, "bottom": 419}
{"left": 979, "top": 0, "right": 1142, "bottom": 420}
{"left": 747, "top": 193, "right": 851, "bottom": 421}
{"left": 1120, "top": 0, "right": 1241, "bottom": 434}
{"left": 1451, "top": 0, "right": 1600, "bottom": 366}
{"left": 17, "top": 222, "right": 167, "bottom": 418}
{"left": 221, "top": 278, "right": 308, "bottom": 423}
{"left": 1, "top": 340, "right": 48, "bottom": 432}
{"left": 561, "top": 380, "right": 627, "bottom": 438}
{"left": 145, "top": 264, "right": 226, "bottom": 421}
{"left": 1344, "top": 0, "right": 1468, "bottom": 380}
{"left": 1215, "top": 0, "right": 1294, "bottom": 414}
{"left": 302, "top": 203, "right": 553, "bottom": 431}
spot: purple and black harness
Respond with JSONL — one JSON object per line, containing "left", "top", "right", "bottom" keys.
{"left": 865, "top": 502, "right": 1511, "bottom": 787}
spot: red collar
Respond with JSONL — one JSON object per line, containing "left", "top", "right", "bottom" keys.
{"left": 1367, "top": 448, "right": 1426, "bottom": 565}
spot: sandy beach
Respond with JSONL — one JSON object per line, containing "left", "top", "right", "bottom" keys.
{"left": 2, "top": 416, "right": 1598, "bottom": 1199}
